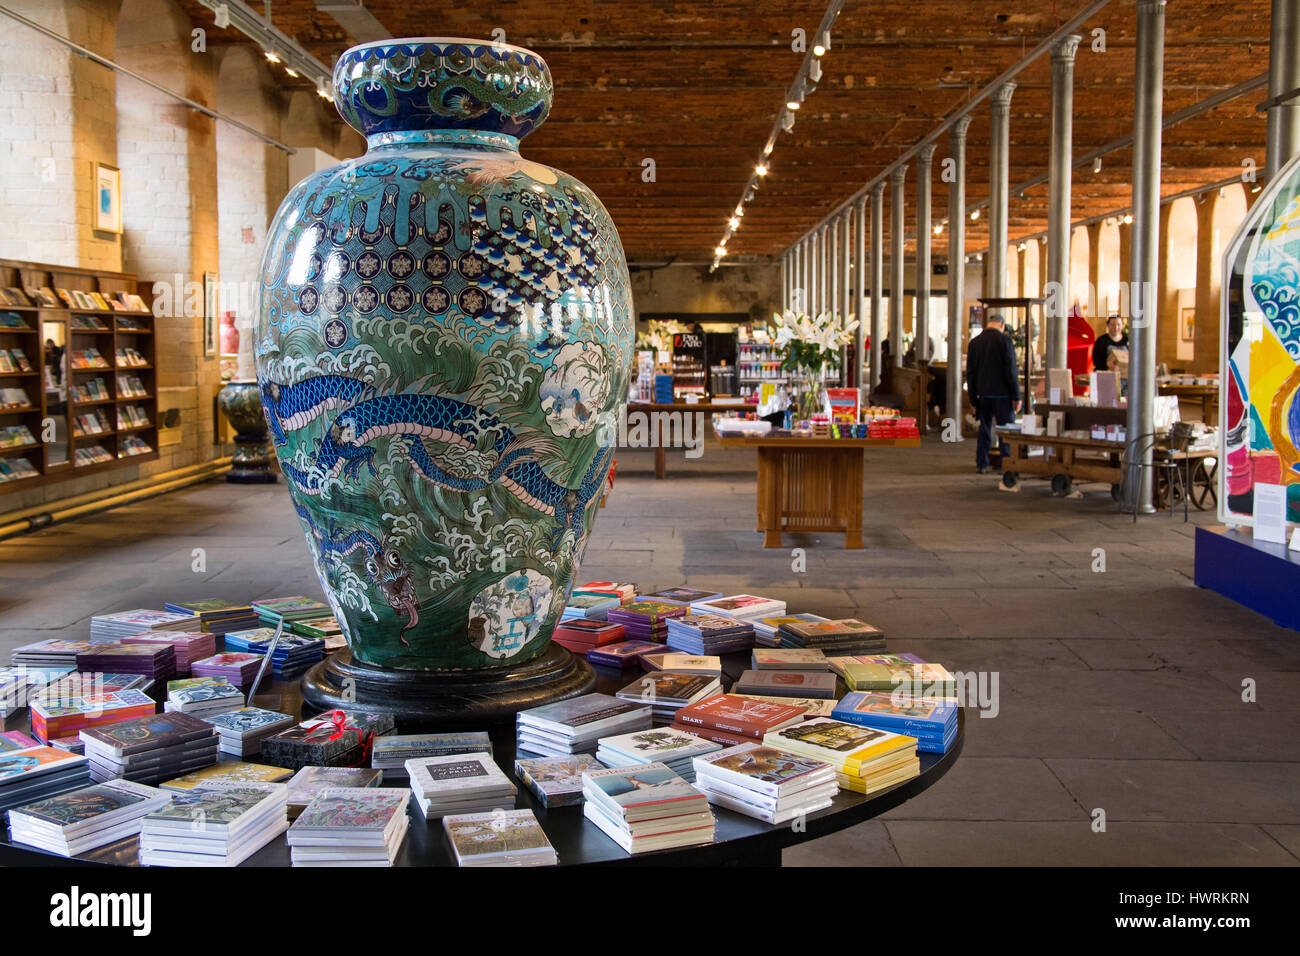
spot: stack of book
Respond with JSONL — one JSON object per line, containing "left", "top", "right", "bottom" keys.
{"left": 615, "top": 671, "right": 722, "bottom": 726}
{"left": 672, "top": 693, "right": 808, "bottom": 748}
{"left": 512, "top": 754, "right": 601, "bottom": 808}
{"left": 1, "top": 668, "right": 56, "bottom": 718}
{"left": 607, "top": 600, "right": 688, "bottom": 644}
{"left": 29, "top": 690, "right": 156, "bottom": 744}
{"left": 586, "top": 640, "right": 669, "bottom": 668}
{"left": 692, "top": 742, "right": 838, "bottom": 824}
{"left": 285, "top": 766, "right": 383, "bottom": 819}
{"left": 407, "top": 753, "right": 517, "bottom": 819}
{"left": 690, "top": 594, "right": 786, "bottom": 622}
{"left": 261, "top": 724, "right": 363, "bottom": 770}
{"left": 560, "top": 593, "right": 619, "bottom": 621}
{"left": 733, "top": 668, "right": 839, "bottom": 700}
{"left": 81, "top": 713, "right": 219, "bottom": 785}
{"left": 191, "top": 652, "right": 264, "bottom": 687}
{"left": 765, "top": 717, "right": 920, "bottom": 794}
{"left": 753, "top": 614, "right": 828, "bottom": 648}
{"left": 0, "top": 730, "right": 38, "bottom": 752}
{"left": 290, "top": 616, "right": 346, "bottom": 651}
{"left": 286, "top": 788, "right": 409, "bottom": 867}
{"left": 751, "top": 648, "right": 828, "bottom": 670}
{"left": 73, "top": 643, "right": 176, "bottom": 683}
{"left": 777, "top": 619, "right": 886, "bottom": 656}
{"left": 160, "top": 761, "right": 293, "bottom": 791}
{"left": 831, "top": 691, "right": 959, "bottom": 754}
{"left": 250, "top": 596, "right": 332, "bottom": 630}
{"left": 6, "top": 779, "right": 172, "bottom": 857}
{"left": 596, "top": 726, "right": 721, "bottom": 782}
{"left": 121, "top": 632, "right": 216, "bottom": 676}
{"left": 640, "top": 586, "right": 722, "bottom": 606}
{"left": 827, "top": 654, "right": 957, "bottom": 696}
{"left": 163, "top": 681, "right": 244, "bottom": 718}
{"left": 550, "top": 619, "right": 626, "bottom": 655}
{"left": 664, "top": 614, "right": 756, "bottom": 655}
{"left": 639, "top": 652, "right": 722, "bottom": 675}
{"left": 163, "top": 599, "right": 259, "bottom": 635}
{"left": 222, "top": 628, "right": 325, "bottom": 678}
{"left": 443, "top": 809, "right": 557, "bottom": 867}
{"left": 36, "top": 671, "right": 149, "bottom": 700}
{"left": 516, "top": 693, "right": 653, "bottom": 758}
{"left": 371, "top": 731, "right": 492, "bottom": 783}
{"left": 582, "top": 762, "right": 714, "bottom": 854}
{"left": 0, "top": 746, "right": 92, "bottom": 813}
{"left": 90, "top": 609, "right": 200, "bottom": 642}
{"left": 206, "top": 707, "right": 297, "bottom": 758}
{"left": 138, "top": 785, "right": 289, "bottom": 866}
{"left": 570, "top": 580, "right": 636, "bottom": 604}
{"left": 9, "top": 638, "right": 116, "bottom": 667}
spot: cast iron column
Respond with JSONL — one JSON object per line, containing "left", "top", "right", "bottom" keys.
{"left": 829, "top": 217, "right": 840, "bottom": 320}
{"left": 890, "top": 164, "right": 907, "bottom": 367}
{"left": 916, "top": 144, "right": 936, "bottom": 362}
{"left": 988, "top": 82, "right": 1016, "bottom": 299}
{"left": 870, "top": 183, "right": 885, "bottom": 388}
{"left": 1047, "top": 35, "right": 1082, "bottom": 369}
{"left": 1126, "top": 0, "right": 1165, "bottom": 514}
{"left": 854, "top": 194, "right": 868, "bottom": 390}
{"left": 840, "top": 210, "right": 852, "bottom": 382}
{"left": 947, "top": 115, "right": 972, "bottom": 441}
{"left": 1267, "top": 0, "right": 1300, "bottom": 179}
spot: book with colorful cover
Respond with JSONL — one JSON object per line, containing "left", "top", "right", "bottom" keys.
{"left": 207, "top": 707, "right": 295, "bottom": 737}
{"left": 0, "top": 746, "right": 88, "bottom": 784}
{"left": 733, "top": 669, "right": 838, "bottom": 699}
{"left": 641, "top": 586, "right": 723, "bottom": 606}
{"left": 690, "top": 594, "right": 785, "bottom": 619}
{"left": 729, "top": 694, "right": 837, "bottom": 718}
{"left": 0, "top": 730, "right": 39, "bottom": 752}
{"left": 285, "top": 766, "right": 383, "bottom": 812}
{"left": 615, "top": 671, "right": 719, "bottom": 707}
{"left": 828, "top": 656, "right": 956, "bottom": 694}
{"left": 751, "top": 648, "right": 829, "bottom": 670}
{"left": 581, "top": 762, "right": 707, "bottom": 820}
{"left": 512, "top": 754, "right": 601, "bottom": 808}
{"left": 160, "top": 761, "right": 294, "bottom": 791}
{"left": 290, "top": 787, "right": 409, "bottom": 834}
{"left": 692, "top": 742, "right": 835, "bottom": 797}
{"left": 29, "top": 689, "right": 157, "bottom": 742}
{"left": 831, "top": 692, "right": 958, "bottom": 749}
{"left": 143, "top": 785, "right": 281, "bottom": 831}
{"left": 674, "top": 693, "right": 808, "bottom": 739}
{"left": 7, "top": 778, "right": 168, "bottom": 830}
{"left": 80, "top": 712, "right": 214, "bottom": 756}
{"left": 586, "top": 640, "right": 670, "bottom": 668}
{"left": 443, "top": 809, "right": 556, "bottom": 865}
{"left": 607, "top": 600, "right": 689, "bottom": 625}
{"left": 597, "top": 727, "right": 721, "bottom": 765}
{"left": 764, "top": 717, "right": 918, "bottom": 775}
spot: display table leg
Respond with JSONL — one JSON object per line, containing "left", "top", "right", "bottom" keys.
{"left": 654, "top": 418, "right": 666, "bottom": 479}
{"left": 763, "top": 448, "right": 784, "bottom": 548}
{"left": 842, "top": 449, "right": 864, "bottom": 549}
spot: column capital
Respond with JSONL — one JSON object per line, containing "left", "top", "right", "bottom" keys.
{"left": 918, "top": 143, "right": 937, "bottom": 166}
{"left": 890, "top": 164, "right": 908, "bottom": 186}
{"left": 951, "top": 114, "right": 973, "bottom": 142}
{"left": 872, "top": 181, "right": 886, "bottom": 198}
{"left": 855, "top": 192, "right": 869, "bottom": 212}
{"left": 1053, "top": 34, "right": 1082, "bottom": 65}
{"left": 992, "top": 81, "right": 1018, "bottom": 112}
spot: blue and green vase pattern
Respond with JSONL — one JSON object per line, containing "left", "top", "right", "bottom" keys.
{"left": 256, "top": 39, "right": 633, "bottom": 671}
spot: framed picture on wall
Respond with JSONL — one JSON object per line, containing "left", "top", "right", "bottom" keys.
{"left": 92, "top": 162, "right": 121, "bottom": 234}
{"left": 203, "top": 271, "right": 219, "bottom": 358}
{"left": 1180, "top": 306, "right": 1195, "bottom": 342}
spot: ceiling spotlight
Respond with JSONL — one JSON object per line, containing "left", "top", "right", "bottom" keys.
{"left": 814, "top": 43, "right": 826, "bottom": 56}
{"left": 1123, "top": 213, "right": 1133, "bottom": 225}
{"left": 755, "top": 164, "right": 768, "bottom": 176}
{"left": 1251, "top": 183, "right": 1263, "bottom": 193}
{"left": 1017, "top": 241, "right": 1027, "bottom": 251}
{"left": 976, "top": 253, "right": 983, "bottom": 262}
{"left": 284, "top": 66, "right": 299, "bottom": 78}
{"left": 1092, "top": 157, "right": 1102, "bottom": 174}
{"left": 808, "top": 59, "right": 823, "bottom": 84}
{"left": 735, "top": 206, "right": 744, "bottom": 217}
{"left": 786, "top": 99, "right": 802, "bottom": 111}
{"left": 763, "top": 139, "right": 775, "bottom": 156}
{"left": 781, "top": 109, "right": 796, "bottom": 133}
{"left": 970, "top": 209, "right": 980, "bottom": 221}
{"left": 264, "top": 49, "right": 281, "bottom": 64}
{"left": 934, "top": 224, "right": 944, "bottom": 235}
{"left": 728, "top": 217, "right": 740, "bottom": 229}
{"left": 716, "top": 245, "right": 728, "bottom": 256}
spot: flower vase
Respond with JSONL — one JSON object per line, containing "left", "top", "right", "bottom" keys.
{"left": 796, "top": 367, "right": 829, "bottom": 423}
{"left": 255, "top": 38, "right": 633, "bottom": 726}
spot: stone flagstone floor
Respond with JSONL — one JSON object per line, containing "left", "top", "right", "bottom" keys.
{"left": 1, "top": 434, "right": 1297, "bottom": 866}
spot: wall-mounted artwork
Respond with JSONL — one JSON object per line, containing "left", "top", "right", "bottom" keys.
{"left": 93, "top": 162, "right": 121, "bottom": 234}
{"left": 1220, "top": 152, "right": 1300, "bottom": 524}
{"left": 1180, "top": 306, "right": 1195, "bottom": 343}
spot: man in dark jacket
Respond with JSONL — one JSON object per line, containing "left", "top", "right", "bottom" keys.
{"left": 966, "top": 314, "right": 1022, "bottom": 473}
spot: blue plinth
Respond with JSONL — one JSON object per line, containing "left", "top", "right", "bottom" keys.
{"left": 1194, "top": 525, "right": 1300, "bottom": 631}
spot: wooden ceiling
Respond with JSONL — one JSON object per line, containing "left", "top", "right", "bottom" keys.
{"left": 180, "top": 0, "right": 1272, "bottom": 262}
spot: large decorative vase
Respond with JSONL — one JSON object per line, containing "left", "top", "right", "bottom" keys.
{"left": 217, "top": 379, "right": 277, "bottom": 483}
{"left": 255, "top": 38, "right": 633, "bottom": 725}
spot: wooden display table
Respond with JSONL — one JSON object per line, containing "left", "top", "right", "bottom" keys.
{"left": 717, "top": 434, "right": 921, "bottom": 548}
{"left": 625, "top": 401, "right": 755, "bottom": 479}
{"left": 1158, "top": 383, "right": 1219, "bottom": 424}
{"left": 1000, "top": 432, "right": 1218, "bottom": 509}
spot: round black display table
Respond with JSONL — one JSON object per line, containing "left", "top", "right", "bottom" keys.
{"left": 0, "top": 650, "right": 963, "bottom": 867}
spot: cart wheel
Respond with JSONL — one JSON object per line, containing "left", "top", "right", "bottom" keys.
{"left": 1002, "top": 471, "right": 1019, "bottom": 489}
{"left": 1051, "top": 474, "right": 1072, "bottom": 496}
{"left": 1111, "top": 482, "right": 1123, "bottom": 502}
{"left": 1190, "top": 460, "right": 1217, "bottom": 511}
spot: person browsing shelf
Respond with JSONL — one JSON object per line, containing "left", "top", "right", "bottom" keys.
{"left": 1092, "top": 315, "right": 1128, "bottom": 372}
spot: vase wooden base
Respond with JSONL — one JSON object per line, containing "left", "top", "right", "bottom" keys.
{"left": 299, "top": 643, "right": 596, "bottom": 731}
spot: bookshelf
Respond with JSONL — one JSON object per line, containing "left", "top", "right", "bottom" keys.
{"left": 0, "top": 258, "right": 159, "bottom": 494}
